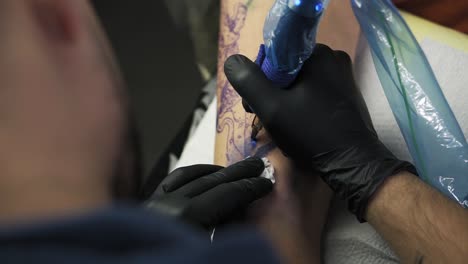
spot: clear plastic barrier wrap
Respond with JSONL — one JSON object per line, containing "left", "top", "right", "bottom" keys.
{"left": 351, "top": 0, "right": 468, "bottom": 206}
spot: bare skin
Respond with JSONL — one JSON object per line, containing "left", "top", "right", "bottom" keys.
{"left": 367, "top": 172, "right": 468, "bottom": 264}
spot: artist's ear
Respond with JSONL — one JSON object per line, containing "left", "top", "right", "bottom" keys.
{"left": 30, "top": 0, "right": 82, "bottom": 45}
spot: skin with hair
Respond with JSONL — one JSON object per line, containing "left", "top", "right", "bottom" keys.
{"left": 367, "top": 172, "right": 468, "bottom": 263}
{"left": 0, "top": 0, "right": 135, "bottom": 224}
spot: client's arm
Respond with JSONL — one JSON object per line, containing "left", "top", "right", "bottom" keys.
{"left": 367, "top": 172, "right": 468, "bottom": 264}
{"left": 215, "top": 1, "right": 359, "bottom": 263}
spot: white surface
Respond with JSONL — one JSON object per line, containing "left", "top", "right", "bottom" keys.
{"left": 357, "top": 38, "right": 468, "bottom": 162}
{"left": 174, "top": 99, "right": 217, "bottom": 168}
{"left": 260, "top": 157, "right": 276, "bottom": 184}
{"left": 174, "top": 38, "right": 468, "bottom": 263}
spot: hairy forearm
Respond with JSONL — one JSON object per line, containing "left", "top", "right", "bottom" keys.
{"left": 367, "top": 172, "right": 468, "bottom": 263}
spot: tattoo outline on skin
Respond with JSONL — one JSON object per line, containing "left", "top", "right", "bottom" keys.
{"left": 217, "top": 0, "right": 277, "bottom": 165}
{"left": 217, "top": 1, "right": 253, "bottom": 164}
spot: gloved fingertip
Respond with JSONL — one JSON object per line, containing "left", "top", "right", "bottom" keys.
{"left": 335, "top": 50, "right": 352, "bottom": 63}
{"left": 224, "top": 54, "right": 278, "bottom": 116}
{"left": 250, "top": 177, "right": 274, "bottom": 196}
{"left": 224, "top": 55, "right": 259, "bottom": 86}
{"left": 313, "top": 43, "right": 334, "bottom": 54}
{"left": 225, "top": 54, "right": 252, "bottom": 72}
{"left": 243, "top": 156, "right": 266, "bottom": 171}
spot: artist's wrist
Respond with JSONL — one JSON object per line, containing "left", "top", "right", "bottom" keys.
{"left": 365, "top": 171, "right": 419, "bottom": 224}
{"left": 312, "top": 140, "right": 416, "bottom": 221}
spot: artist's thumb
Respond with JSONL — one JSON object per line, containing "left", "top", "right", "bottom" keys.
{"left": 225, "top": 54, "right": 280, "bottom": 114}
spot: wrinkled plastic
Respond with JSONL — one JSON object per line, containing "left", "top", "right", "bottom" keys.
{"left": 263, "top": 0, "right": 329, "bottom": 86}
{"left": 351, "top": 0, "right": 468, "bottom": 207}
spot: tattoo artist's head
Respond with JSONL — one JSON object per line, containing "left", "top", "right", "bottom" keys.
{"left": 0, "top": 0, "right": 140, "bottom": 224}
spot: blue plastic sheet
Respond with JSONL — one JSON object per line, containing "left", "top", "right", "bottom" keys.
{"left": 351, "top": 0, "right": 468, "bottom": 206}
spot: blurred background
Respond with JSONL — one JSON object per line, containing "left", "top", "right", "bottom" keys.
{"left": 92, "top": 0, "right": 220, "bottom": 193}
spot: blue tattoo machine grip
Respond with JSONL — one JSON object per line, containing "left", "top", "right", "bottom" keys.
{"left": 250, "top": 0, "right": 329, "bottom": 141}
{"left": 258, "top": 0, "right": 329, "bottom": 88}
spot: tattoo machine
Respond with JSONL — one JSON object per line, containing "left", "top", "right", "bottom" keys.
{"left": 251, "top": 0, "right": 329, "bottom": 141}
{"left": 256, "top": 0, "right": 329, "bottom": 88}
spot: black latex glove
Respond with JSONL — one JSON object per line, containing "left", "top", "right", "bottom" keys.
{"left": 224, "top": 44, "right": 416, "bottom": 222}
{"left": 146, "top": 157, "right": 273, "bottom": 230}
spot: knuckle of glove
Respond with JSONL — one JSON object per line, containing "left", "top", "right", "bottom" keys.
{"left": 259, "top": 101, "right": 282, "bottom": 131}
{"left": 335, "top": 50, "right": 352, "bottom": 64}
{"left": 233, "top": 178, "right": 265, "bottom": 199}
{"left": 202, "top": 171, "right": 225, "bottom": 185}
